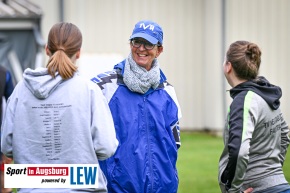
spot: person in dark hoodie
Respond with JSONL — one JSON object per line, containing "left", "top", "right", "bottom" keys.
{"left": 218, "top": 40, "right": 290, "bottom": 193}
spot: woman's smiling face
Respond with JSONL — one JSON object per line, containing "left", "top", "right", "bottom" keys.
{"left": 130, "top": 38, "right": 163, "bottom": 71}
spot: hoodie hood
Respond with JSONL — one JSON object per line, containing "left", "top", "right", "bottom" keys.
{"left": 23, "top": 67, "right": 64, "bottom": 99}
{"left": 230, "top": 76, "right": 282, "bottom": 110}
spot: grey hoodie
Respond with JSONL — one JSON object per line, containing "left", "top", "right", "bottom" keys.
{"left": 218, "top": 77, "right": 290, "bottom": 193}
{"left": 1, "top": 67, "right": 118, "bottom": 193}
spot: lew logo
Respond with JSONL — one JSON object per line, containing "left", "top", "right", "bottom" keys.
{"left": 139, "top": 23, "right": 154, "bottom": 31}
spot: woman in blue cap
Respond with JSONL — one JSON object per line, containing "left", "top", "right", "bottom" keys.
{"left": 91, "top": 20, "right": 182, "bottom": 193}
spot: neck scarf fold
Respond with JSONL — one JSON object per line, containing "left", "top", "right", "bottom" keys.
{"left": 123, "top": 53, "right": 160, "bottom": 94}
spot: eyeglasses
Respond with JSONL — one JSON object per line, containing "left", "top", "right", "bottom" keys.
{"left": 131, "top": 39, "right": 160, "bottom": 50}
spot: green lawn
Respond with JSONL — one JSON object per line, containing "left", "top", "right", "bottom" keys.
{"left": 177, "top": 131, "right": 290, "bottom": 193}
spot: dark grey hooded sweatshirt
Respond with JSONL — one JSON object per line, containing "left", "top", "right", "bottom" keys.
{"left": 218, "top": 76, "right": 290, "bottom": 193}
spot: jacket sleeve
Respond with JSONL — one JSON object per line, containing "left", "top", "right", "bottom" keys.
{"left": 90, "top": 83, "right": 118, "bottom": 161}
{"left": 279, "top": 117, "right": 290, "bottom": 165}
{"left": 221, "top": 91, "right": 255, "bottom": 192}
{"left": 171, "top": 121, "right": 181, "bottom": 149}
{"left": 164, "top": 82, "right": 182, "bottom": 149}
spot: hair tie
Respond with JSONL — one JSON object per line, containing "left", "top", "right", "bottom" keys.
{"left": 57, "top": 48, "right": 65, "bottom": 52}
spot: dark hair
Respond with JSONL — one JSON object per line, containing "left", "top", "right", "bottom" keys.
{"left": 46, "top": 22, "right": 82, "bottom": 80}
{"left": 226, "top": 40, "right": 261, "bottom": 80}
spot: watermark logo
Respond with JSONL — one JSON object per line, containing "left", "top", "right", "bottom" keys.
{"left": 4, "top": 164, "right": 98, "bottom": 188}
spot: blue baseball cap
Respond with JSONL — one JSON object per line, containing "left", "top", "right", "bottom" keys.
{"left": 130, "top": 20, "right": 163, "bottom": 45}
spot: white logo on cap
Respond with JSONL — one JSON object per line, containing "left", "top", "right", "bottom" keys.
{"left": 139, "top": 23, "right": 155, "bottom": 31}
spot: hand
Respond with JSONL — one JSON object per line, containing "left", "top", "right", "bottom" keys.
{"left": 244, "top": 187, "right": 253, "bottom": 193}
{"left": 2, "top": 155, "right": 13, "bottom": 164}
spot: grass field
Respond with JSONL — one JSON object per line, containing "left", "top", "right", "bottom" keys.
{"left": 177, "top": 131, "right": 290, "bottom": 193}
{"left": 11, "top": 132, "right": 290, "bottom": 193}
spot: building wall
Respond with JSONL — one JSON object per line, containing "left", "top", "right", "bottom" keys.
{"left": 224, "top": 0, "right": 290, "bottom": 129}
{"left": 30, "top": 0, "right": 290, "bottom": 131}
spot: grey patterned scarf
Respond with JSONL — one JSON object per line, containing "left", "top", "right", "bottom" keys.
{"left": 123, "top": 53, "right": 160, "bottom": 94}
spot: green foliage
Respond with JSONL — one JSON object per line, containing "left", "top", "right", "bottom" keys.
{"left": 177, "top": 131, "right": 290, "bottom": 193}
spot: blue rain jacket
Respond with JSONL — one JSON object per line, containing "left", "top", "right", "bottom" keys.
{"left": 91, "top": 60, "right": 182, "bottom": 193}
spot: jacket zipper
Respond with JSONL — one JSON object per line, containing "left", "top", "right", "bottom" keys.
{"left": 144, "top": 96, "right": 154, "bottom": 193}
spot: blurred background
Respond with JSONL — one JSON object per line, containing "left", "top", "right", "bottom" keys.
{"left": 1, "top": 0, "right": 290, "bottom": 133}
{"left": 1, "top": 1, "right": 290, "bottom": 192}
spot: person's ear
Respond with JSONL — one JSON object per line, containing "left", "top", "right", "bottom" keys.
{"left": 155, "top": 46, "right": 163, "bottom": 58}
{"left": 45, "top": 45, "right": 51, "bottom": 56}
{"left": 225, "top": 62, "right": 232, "bottom": 73}
{"left": 75, "top": 50, "right": 81, "bottom": 59}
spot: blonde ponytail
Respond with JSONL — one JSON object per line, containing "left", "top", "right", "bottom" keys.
{"left": 46, "top": 22, "right": 82, "bottom": 80}
{"left": 46, "top": 50, "right": 77, "bottom": 80}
